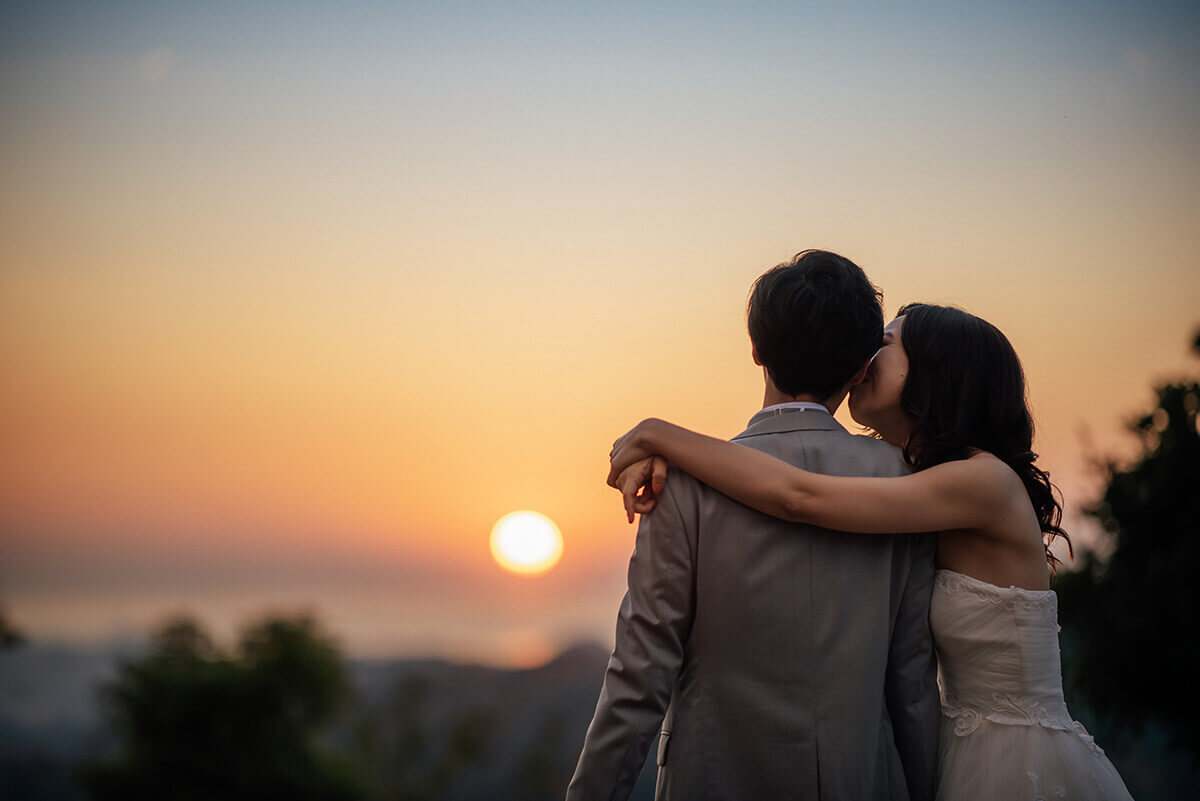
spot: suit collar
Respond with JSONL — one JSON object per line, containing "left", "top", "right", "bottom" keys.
{"left": 733, "top": 406, "right": 846, "bottom": 440}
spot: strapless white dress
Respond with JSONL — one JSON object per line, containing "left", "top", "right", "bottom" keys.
{"left": 931, "top": 569, "right": 1134, "bottom": 800}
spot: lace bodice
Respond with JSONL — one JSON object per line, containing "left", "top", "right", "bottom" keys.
{"left": 931, "top": 569, "right": 1103, "bottom": 755}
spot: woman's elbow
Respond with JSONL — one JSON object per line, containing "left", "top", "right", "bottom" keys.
{"left": 778, "top": 485, "right": 814, "bottom": 523}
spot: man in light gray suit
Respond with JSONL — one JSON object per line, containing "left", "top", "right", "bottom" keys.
{"left": 566, "top": 250, "right": 939, "bottom": 801}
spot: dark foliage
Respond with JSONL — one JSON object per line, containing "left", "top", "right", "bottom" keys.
{"left": 78, "top": 613, "right": 371, "bottom": 801}
{"left": 0, "top": 609, "right": 24, "bottom": 648}
{"left": 1056, "top": 331, "right": 1200, "bottom": 760}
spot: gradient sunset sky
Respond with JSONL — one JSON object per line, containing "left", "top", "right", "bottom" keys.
{"left": 2, "top": 0, "right": 1198, "bottom": 665}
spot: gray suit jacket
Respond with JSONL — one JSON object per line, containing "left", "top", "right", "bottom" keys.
{"left": 566, "top": 406, "right": 939, "bottom": 801}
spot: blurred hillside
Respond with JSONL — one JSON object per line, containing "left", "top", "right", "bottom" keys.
{"left": 1, "top": 619, "right": 1188, "bottom": 801}
{"left": 0, "top": 628, "right": 658, "bottom": 801}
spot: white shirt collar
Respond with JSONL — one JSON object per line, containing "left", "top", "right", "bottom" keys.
{"left": 760, "top": 400, "right": 830, "bottom": 415}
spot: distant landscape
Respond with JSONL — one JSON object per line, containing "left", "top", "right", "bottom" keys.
{"left": 1, "top": 624, "right": 1196, "bottom": 801}
{"left": 0, "top": 633, "right": 661, "bottom": 801}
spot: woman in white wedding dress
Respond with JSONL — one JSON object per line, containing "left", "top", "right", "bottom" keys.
{"left": 608, "top": 303, "right": 1134, "bottom": 800}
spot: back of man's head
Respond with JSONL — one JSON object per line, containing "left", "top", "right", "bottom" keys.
{"left": 747, "top": 249, "right": 883, "bottom": 401}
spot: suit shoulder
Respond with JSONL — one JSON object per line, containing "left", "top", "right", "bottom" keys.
{"left": 841, "top": 432, "right": 902, "bottom": 456}
{"left": 661, "top": 462, "right": 705, "bottom": 499}
{"left": 825, "top": 431, "right": 912, "bottom": 477}
{"left": 652, "top": 462, "right": 716, "bottom": 522}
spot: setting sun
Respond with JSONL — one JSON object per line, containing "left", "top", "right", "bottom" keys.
{"left": 489, "top": 511, "right": 564, "bottom": 576}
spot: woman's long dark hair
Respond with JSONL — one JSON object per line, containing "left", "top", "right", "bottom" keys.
{"left": 896, "top": 303, "right": 1072, "bottom": 571}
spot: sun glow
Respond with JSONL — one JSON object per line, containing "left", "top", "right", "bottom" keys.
{"left": 489, "top": 511, "right": 564, "bottom": 576}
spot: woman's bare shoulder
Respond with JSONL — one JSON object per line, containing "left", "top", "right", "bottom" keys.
{"left": 961, "top": 450, "right": 1042, "bottom": 536}
{"left": 920, "top": 451, "right": 1030, "bottom": 518}
{"left": 963, "top": 449, "right": 1026, "bottom": 488}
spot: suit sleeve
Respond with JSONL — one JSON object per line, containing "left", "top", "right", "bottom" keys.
{"left": 565, "top": 475, "right": 696, "bottom": 801}
{"left": 885, "top": 532, "right": 941, "bottom": 801}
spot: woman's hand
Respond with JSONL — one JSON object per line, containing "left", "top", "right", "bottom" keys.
{"left": 607, "top": 418, "right": 666, "bottom": 487}
{"left": 613, "top": 456, "right": 669, "bottom": 523}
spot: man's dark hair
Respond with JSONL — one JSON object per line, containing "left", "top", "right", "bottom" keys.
{"left": 747, "top": 249, "right": 883, "bottom": 400}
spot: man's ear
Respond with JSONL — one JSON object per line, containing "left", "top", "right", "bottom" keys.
{"left": 751, "top": 344, "right": 761, "bottom": 366}
{"left": 849, "top": 359, "right": 871, "bottom": 386}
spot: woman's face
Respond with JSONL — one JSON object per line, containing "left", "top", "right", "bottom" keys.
{"left": 849, "top": 315, "right": 914, "bottom": 447}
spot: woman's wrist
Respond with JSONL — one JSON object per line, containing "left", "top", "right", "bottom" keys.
{"left": 636, "top": 418, "right": 669, "bottom": 457}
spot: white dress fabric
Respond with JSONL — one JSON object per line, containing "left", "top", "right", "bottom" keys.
{"left": 931, "top": 569, "right": 1135, "bottom": 800}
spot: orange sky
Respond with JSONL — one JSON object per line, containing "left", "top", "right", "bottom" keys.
{"left": 2, "top": 1, "right": 1198, "bottom": 663}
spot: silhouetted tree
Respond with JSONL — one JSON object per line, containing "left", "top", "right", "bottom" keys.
{"left": 0, "top": 607, "right": 24, "bottom": 648}
{"left": 79, "top": 613, "right": 371, "bottom": 801}
{"left": 1057, "top": 327, "right": 1200, "bottom": 759}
